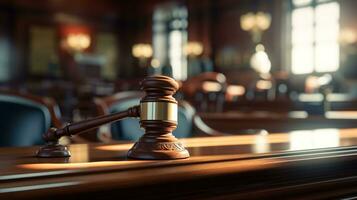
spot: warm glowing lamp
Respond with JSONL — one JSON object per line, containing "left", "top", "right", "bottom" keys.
{"left": 184, "top": 41, "right": 203, "bottom": 57}
{"left": 240, "top": 12, "right": 271, "bottom": 43}
{"left": 340, "top": 28, "right": 357, "bottom": 45}
{"left": 132, "top": 44, "right": 153, "bottom": 59}
{"left": 250, "top": 44, "right": 271, "bottom": 74}
{"left": 64, "top": 33, "right": 91, "bottom": 52}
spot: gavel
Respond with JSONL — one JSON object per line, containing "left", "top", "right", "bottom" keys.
{"left": 36, "top": 75, "right": 190, "bottom": 160}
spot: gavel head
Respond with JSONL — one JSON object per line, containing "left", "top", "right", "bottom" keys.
{"left": 128, "top": 75, "right": 190, "bottom": 159}
{"left": 140, "top": 75, "right": 179, "bottom": 136}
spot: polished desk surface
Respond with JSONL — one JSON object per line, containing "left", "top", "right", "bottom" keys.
{"left": 3, "top": 128, "right": 357, "bottom": 199}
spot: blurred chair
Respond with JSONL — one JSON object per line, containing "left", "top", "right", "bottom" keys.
{"left": 0, "top": 91, "right": 62, "bottom": 147}
{"left": 95, "top": 91, "right": 195, "bottom": 141}
{"left": 224, "top": 68, "right": 259, "bottom": 100}
{"left": 181, "top": 72, "right": 227, "bottom": 112}
{"left": 272, "top": 71, "right": 291, "bottom": 100}
{"left": 225, "top": 84, "right": 246, "bottom": 102}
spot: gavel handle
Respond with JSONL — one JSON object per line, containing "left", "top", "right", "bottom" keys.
{"left": 43, "top": 105, "right": 140, "bottom": 142}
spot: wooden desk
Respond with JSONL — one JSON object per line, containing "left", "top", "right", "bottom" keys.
{"left": 2, "top": 128, "right": 357, "bottom": 199}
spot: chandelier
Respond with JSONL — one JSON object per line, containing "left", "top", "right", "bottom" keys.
{"left": 240, "top": 12, "right": 271, "bottom": 43}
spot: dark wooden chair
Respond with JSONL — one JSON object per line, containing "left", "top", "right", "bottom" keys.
{"left": 181, "top": 72, "right": 227, "bottom": 112}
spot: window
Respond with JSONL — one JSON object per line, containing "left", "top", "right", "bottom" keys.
{"left": 153, "top": 3, "right": 188, "bottom": 80}
{"left": 29, "top": 26, "right": 57, "bottom": 76}
{"left": 169, "top": 30, "right": 185, "bottom": 80}
{"left": 291, "top": 0, "right": 340, "bottom": 74}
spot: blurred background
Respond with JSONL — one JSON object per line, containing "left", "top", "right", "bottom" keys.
{"left": 1, "top": 0, "right": 357, "bottom": 146}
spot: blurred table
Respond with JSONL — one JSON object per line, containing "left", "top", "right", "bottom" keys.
{"left": 199, "top": 111, "right": 357, "bottom": 133}
{"left": 2, "top": 128, "right": 357, "bottom": 199}
{"left": 224, "top": 93, "right": 357, "bottom": 112}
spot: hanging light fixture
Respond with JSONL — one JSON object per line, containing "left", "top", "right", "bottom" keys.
{"left": 132, "top": 44, "right": 153, "bottom": 59}
{"left": 184, "top": 41, "right": 203, "bottom": 57}
{"left": 240, "top": 12, "right": 271, "bottom": 43}
{"left": 250, "top": 44, "right": 271, "bottom": 75}
{"left": 65, "top": 33, "right": 91, "bottom": 52}
{"left": 132, "top": 43, "right": 153, "bottom": 68}
{"left": 60, "top": 25, "right": 92, "bottom": 53}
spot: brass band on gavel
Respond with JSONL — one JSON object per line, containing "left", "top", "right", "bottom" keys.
{"left": 140, "top": 102, "right": 178, "bottom": 121}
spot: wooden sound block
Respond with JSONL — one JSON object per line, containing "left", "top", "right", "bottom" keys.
{"left": 36, "top": 142, "right": 71, "bottom": 158}
{"left": 127, "top": 141, "right": 189, "bottom": 160}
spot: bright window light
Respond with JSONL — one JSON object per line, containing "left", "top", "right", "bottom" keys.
{"left": 315, "top": 43, "right": 339, "bottom": 72}
{"left": 292, "top": 45, "right": 314, "bottom": 74}
{"left": 291, "top": 1, "right": 340, "bottom": 74}
{"left": 169, "top": 30, "right": 184, "bottom": 80}
{"left": 292, "top": 0, "right": 313, "bottom": 7}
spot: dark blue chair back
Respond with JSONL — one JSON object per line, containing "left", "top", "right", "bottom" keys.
{"left": 0, "top": 94, "right": 52, "bottom": 146}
